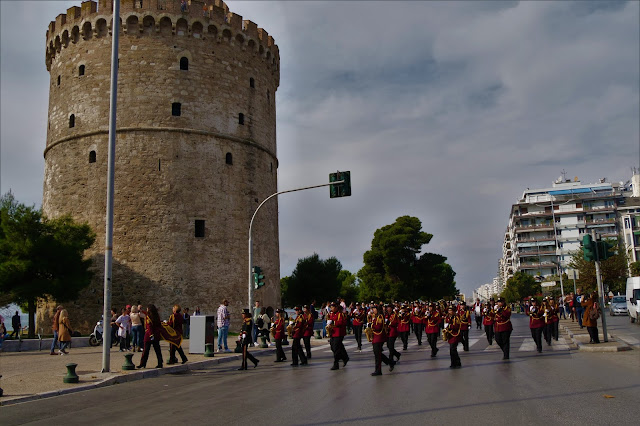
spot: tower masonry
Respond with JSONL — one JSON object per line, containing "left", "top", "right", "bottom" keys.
{"left": 41, "top": 0, "right": 280, "bottom": 331}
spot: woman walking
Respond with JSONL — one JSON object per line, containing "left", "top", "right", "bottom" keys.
{"left": 582, "top": 292, "right": 602, "bottom": 344}
{"left": 130, "top": 305, "right": 144, "bottom": 353}
{"left": 238, "top": 309, "right": 259, "bottom": 370}
{"left": 58, "top": 309, "right": 72, "bottom": 355}
{"left": 137, "top": 304, "right": 163, "bottom": 369}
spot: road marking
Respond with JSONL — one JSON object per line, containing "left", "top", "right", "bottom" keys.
{"left": 519, "top": 338, "right": 537, "bottom": 352}
{"left": 551, "top": 336, "right": 569, "bottom": 351}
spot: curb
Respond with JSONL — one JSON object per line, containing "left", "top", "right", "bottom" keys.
{"left": 0, "top": 347, "right": 275, "bottom": 407}
{"left": 562, "top": 326, "right": 632, "bottom": 352}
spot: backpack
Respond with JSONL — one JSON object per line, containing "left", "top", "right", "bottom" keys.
{"left": 256, "top": 317, "right": 264, "bottom": 328}
{"left": 589, "top": 306, "right": 600, "bottom": 320}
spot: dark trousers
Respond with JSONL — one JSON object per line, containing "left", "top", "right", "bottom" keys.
{"left": 399, "top": 331, "right": 409, "bottom": 350}
{"left": 330, "top": 336, "right": 348, "bottom": 367}
{"left": 576, "top": 307, "right": 584, "bottom": 327}
{"left": 449, "top": 341, "right": 461, "bottom": 367}
{"left": 484, "top": 324, "right": 494, "bottom": 345}
{"left": 587, "top": 326, "right": 600, "bottom": 343}
{"left": 292, "top": 337, "right": 307, "bottom": 365}
{"left": 551, "top": 321, "right": 559, "bottom": 341}
{"left": 110, "top": 325, "right": 119, "bottom": 347}
{"left": 494, "top": 330, "right": 511, "bottom": 359}
{"left": 140, "top": 339, "right": 163, "bottom": 367}
{"left": 475, "top": 315, "right": 482, "bottom": 329}
{"left": 426, "top": 332, "right": 439, "bottom": 356}
{"left": 543, "top": 323, "right": 552, "bottom": 345}
{"left": 303, "top": 335, "right": 312, "bottom": 358}
{"left": 531, "top": 327, "right": 543, "bottom": 352}
{"left": 353, "top": 325, "right": 363, "bottom": 349}
{"left": 275, "top": 338, "right": 286, "bottom": 361}
{"left": 10, "top": 327, "right": 19, "bottom": 338}
{"left": 413, "top": 323, "right": 423, "bottom": 345}
{"left": 461, "top": 329, "right": 469, "bottom": 351}
{"left": 169, "top": 344, "right": 188, "bottom": 363}
{"left": 373, "top": 342, "right": 391, "bottom": 373}
{"left": 241, "top": 344, "right": 258, "bottom": 369}
{"left": 386, "top": 336, "right": 401, "bottom": 361}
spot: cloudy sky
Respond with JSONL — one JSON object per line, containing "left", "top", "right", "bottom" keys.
{"left": 1, "top": 1, "right": 638, "bottom": 298}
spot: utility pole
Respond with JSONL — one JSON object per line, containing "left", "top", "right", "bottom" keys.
{"left": 592, "top": 230, "right": 608, "bottom": 343}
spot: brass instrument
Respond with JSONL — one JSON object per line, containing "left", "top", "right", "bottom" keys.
{"left": 442, "top": 326, "right": 452, "bottom": 341}
{"left": 364, "top": 325, "right": 373, "bottom": 342}
{"left": 286, "top": 322, "right": 293, "bottom": 338}
{"left": 326, "top": 323, "right": 335, "bottom": 338}
{"left": 270, "top": 324, "right": 276, "bottom": 338}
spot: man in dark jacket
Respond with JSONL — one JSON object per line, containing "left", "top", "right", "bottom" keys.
{"left": 11, "top": 311, "right": 21, "bottom": 338}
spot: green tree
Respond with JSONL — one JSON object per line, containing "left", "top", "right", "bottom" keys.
{"left": 0, "top": 193, "right": 96, "bottom": 337}
{"left": 282, "top": 253, "right": 342, "bottom": 307}
{"left": 630, "top": 261, "right": 640, "bottom": 277}
{"left": 501, "top": 271, "right": 541, "bottom": 303}
{"left": 568, "top": 241, "right": 629, "bottom": 294}
{"left": 337, "top": 269, "right": 359, "bottom": 303}
{"left": 358, "top": 216, "right": 457, "bottom": 301}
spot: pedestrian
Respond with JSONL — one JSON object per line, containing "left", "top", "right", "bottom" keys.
{"left": 109, "top": 307, "right": 119, "bottom": 348}
{"left": 493, "top": 298, "right": 513, "bottom": 360}
{"left": 167, "top": 304, "right": 188, "bottom": 364}
{"left": 238, "top": 309, "right": 259, "bottom": 370}
{"left": 115, "top": 307, "right": 131, "bottom": 352}
{"left": 529, "top": 298, "right": 545, "bottom": 353}
{"left": 58, "top": 309, "right": 72, "bottom": 355}
{"left": 290, "top": 306, "right": 308, "bottom": 367}
{"left": 272, "top": 309, "right": 287, "bottom": 362}
{"left": 217, "top": 299, "right": 231, "bottom": 352}
{"left": 0, "top": 322, "right": 9, "bottom": 350}
{"left": 320, "top": 302, "right": 327, "bottom": 338}
{"left": 252, "top": 300, "right": 261, "bottom": 346}
{"left": 582, "top": 292, "right": 602, "bottom": 344}
{"left": 10, "top": 311, "right": 21, "bottom": 339}
{"left": 130, "top": 305, "right": 144, "bottom": 352}
{"left": 137, "top": 304, "right": 163, "bottom": 369}
{"left": 328, "top": 301, "right": 349, "bottom": 370}
{"left": 444, "top": 305, "right": 462, "bottom": 369}
{"left": 473, "top": 298, "right": 483, "bottom": 330}
{"left": 50, "top": 305, "right": 63, "bottom": 355}
{"left": 194, "top": 306, "right": 201, "bottom": 316}
{"left": 183, "top": 307, "right": 190, "bottom": 338}
{"left": 260, "top": 308, "right": 272, "bottom": 346}
{"left": 302, "top": 305, "right": 313, "bottom": 358}
{"left": 370, "top": 304, "right": 395, "bottom": 376}
{"left": 575, "top": 289, "right": 585, "bottom": 328}
{"left": 566, "top": 293, "right": 575, "bottom": 321}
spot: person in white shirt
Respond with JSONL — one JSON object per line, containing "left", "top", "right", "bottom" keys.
{"left": 115, "top": 308, "right": 132, "bottom": 352}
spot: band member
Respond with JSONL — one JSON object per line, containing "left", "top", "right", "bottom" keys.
{"left": 493, "top": 297, "right": 512, "bottom": 360}
{"left": 542, "top": 298, "right": 553, "bottom": 346}
{"left": 473, "top": 298, "right": 483, "bottom": 330}
{"left": 166, "top": 304, "right": 188, "bottom": 365}
{"left": 458, "top": 304, "right": 471, "bottom": 351}
{"left": 397, "top": 306, "right": 411, "bottom": 350}
{"left": 548, "top": 298, "right": 559, "bottom": 341}
{"left": 385, "top": 305, "right": 401, "bottom": 362}
{"left": 424, "top": 303, "right": 441, "bottom": 357}
{"left": 351, "top": 303, "right": 366, "bottom": 351}
{"left": 482, "top": 303, "right": 495, "bottom": 345}
{"left": 328, "top": 301, "right": 349, "bottom": 370}
{"left": 529, "top": 298, "right": 545, "bottom": 354}
{"left": 444, "top": 306, "right": 462, "bottom": 369}
{"left": 272, "top": 309, "right": 287, "bottom": 362}
{"left": 137, "top": 304, "right": 163, "bottom": 369}
{"left": 291, "top": 306, "right": 308, "bottom": 366}
{"left": 371, "top": 305, "right": 395, "bottom": 376}
{"left": 238, "top": 309, "right": 259, "bottom": 370}
{"left": 411, "top": 303, "right": 424, "bottom": 345}
{"left": 302, "top": 305, "right": 314, "bottom": 359}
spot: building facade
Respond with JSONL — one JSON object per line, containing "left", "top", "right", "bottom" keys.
{"left": 40, "top": 0, "right": 281, "bottom": 331}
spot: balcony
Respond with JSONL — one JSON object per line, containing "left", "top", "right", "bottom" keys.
{"left": 514, "top": 223, "right": 555, "bottom": 233}
{"left": 518, "top": 262, "right": 557, "bottom": 270}
{"left": 518, "top": 249, "right": 556, "bottom": 257}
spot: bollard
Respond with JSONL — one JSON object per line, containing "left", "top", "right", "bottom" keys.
{"left": 314, "top": 330, "right": 322, "bottom": 339}
{"left": 63, "top": 363, "right": 79, "bottom": 383}
{"left": 259, "top": 335, "right": 268, "bottom": 348}
{"left": 122, "top": 353, "right": 135, "bottom": 370}
{"left": 204, "top": 343, "right": 215, "bottom": 357}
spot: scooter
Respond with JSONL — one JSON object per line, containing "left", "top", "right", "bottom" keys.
{"left": 89, "top": 318, "right": 103, "bottom": 346}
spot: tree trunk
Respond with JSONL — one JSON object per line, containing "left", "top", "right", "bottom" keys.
{"left": 28, "top": 297, "right": 36, "bottom": 339}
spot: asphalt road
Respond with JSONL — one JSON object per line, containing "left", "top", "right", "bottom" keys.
{"left": 2, "top": 315, "right": 639, "bottom": 425}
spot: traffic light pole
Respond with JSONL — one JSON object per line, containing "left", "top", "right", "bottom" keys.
{"left": 248, "top": 180, "right": 344, "bottom": 311}
{"left": 592, "top": 230, "right": 608, "bottom": 342}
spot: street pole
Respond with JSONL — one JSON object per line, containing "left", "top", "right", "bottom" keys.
{"left": 248, "top": 180, "right": 344, "bottom": 311}
{"left": 102, "top": 0, "right": 120, "bottom": 373}
{"left": 592, "top": 230, "right": 608, "bottom": 343}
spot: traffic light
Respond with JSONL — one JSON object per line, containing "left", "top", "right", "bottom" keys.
{"left": 253, "top": 266, "right": 265, "bottom": 289}
{"left": 597, "top": 240, "right": 614, "bottom": 261}
{"left": 582, "top": 235, "right": 595, "bottom": 261}
{"left": 329, "top": 171, "right": 351, "bottom": 198}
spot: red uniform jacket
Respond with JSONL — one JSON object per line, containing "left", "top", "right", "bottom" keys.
{"left": 424, "top": 311, "right": 441, "bottom": 334}
{"left": 549, "top": 307, "right": 559, "bottom": 323}
{"left": 529, "top": 307, "right": 545, "bottom": 329}
{"left": 328, "top": 311, "right": 347, "bottom": 337}
{"left": 351, "top": 310, "right": 366, "bottom": 327}
{"left": 411, "top": 309, "right": 424, "bottom": 324}
{"left": 445, "top": 315, "right": 462, "bottom": 344}
{"left": 372, "top": 315, "right": 387, "bottom": 344}
{"left": 482, "top": 308, "right": 495, "bottom": 326}
{"left": 273, "top": 318, "right": 285, "bottom": 340}
{"left": 458, "top": 310, "right": 471, "bottom": 331}
{"left": 387, "top": 313, "right": 399, "bottom": 338}
{"left": 292, "top": 315, "right": 305, "bottom": 339}
{"left": 303, "top": 312, "right": 314, "bottom": 337}
{"left": 167, "top": 313, "right": 184, "bottom": 336}
{"left": 398, "top": 313, "right": 411, "bottom": 333}
{"left": 494, "top": 307, "right": 513, "bottom": 332}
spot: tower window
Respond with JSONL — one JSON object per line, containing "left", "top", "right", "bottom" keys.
{"left": 226, "top": 152, "right": 233, "bottom": 165}
{"left": 250, "top": 77, "right": 255, "bottom": 88}
{"left": 180, "top": 57, "right": 188, "bottom": 70}
{"left": 79, "top": 65, "right": 85, "bottom": 76}
{"left": 57, "top": 75, "right": 60, "bottom": 86}
{"left": 69, "top": 114, "right": 75, "bottom": 128}
{"left": 238, "top": 113, "right": 244, "bottom": 125}
{"left": 89, "top": 150, "right": 96, "bottom": 163}
{"left": 195, "top": 220, "right": 205, "bottom": 238}
{"left": 172, "top": 102, "right": 181, "bottom": 116}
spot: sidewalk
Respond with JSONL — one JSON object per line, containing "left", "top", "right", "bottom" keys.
{"left": 0, "top": 337, "right": 330, "bottom": 406}
{"left": 560, "top": 317, "right": 632, "bottom": 352}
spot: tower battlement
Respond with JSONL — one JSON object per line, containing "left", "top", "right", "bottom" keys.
{"left": 45, "top": 0, "right": 279, "bottom": 82}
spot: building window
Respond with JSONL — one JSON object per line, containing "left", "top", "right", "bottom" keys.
{"left": 172, "top": 102, "right": 181, "bottom": 116}
{"left": 238, "top": 113, "right": 244, "bottom": 125}
{"left": 69, "top": 114, "right": 75, "bottom": 128}
{"left": 89, "top": 150, "right": 96, "bottom": 163}
{"left": 180, "top": 57, "right": 188, "bottom": 70}
{"left": 79, "top": 65, "right": 85, "bottom": 76}
{"left": 195, "top": 220, "right": 205, "bottom": 238}
{"left": 250, "top": 77, "right": 255, "bottom": 88}
{"left": 226, "top": 152, "right": 233, "bottom": 165}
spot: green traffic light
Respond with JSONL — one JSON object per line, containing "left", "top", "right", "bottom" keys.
{"left": 582, "top": 235, "right": 595, "bottom": 262}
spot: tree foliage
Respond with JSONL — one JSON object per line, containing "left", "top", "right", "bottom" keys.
{"left": 281, "top": 253, "right": 342, "bottom": 307}
{"left": 630, "top": 261, "right": 640, "bottom": 277}
{"left": 358, "top": 216, "right": 457, "bottom": 301}
{"left": 567, "top": 242, "right": 629, "bottom": 294}
{"left": 500, "top": 271, "right": 541, "bottom": 303}
{"left": 337, "top": 269, "right": 359, "bottom": 303}
{"left": 0, "top": 193, "right": 96, "bottom": 337}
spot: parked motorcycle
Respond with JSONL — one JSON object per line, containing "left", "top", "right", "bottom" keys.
{"left": 89, "top": 318, "right": 104, "bottom": 346}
